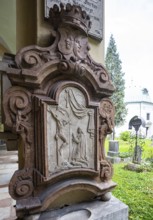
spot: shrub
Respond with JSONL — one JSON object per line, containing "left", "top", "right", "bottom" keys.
{"left": 119, "top": 152, "right": 132, "bottom": 158}
{"left": 143, "top": 146, "right": 153, "bottom": 160}
{"left": 119, "top": 131, "right": 131, "bottom": 141}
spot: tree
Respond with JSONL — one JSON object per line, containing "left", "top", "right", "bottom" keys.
{"left": 105, "top": 35, "right": 127, "bottom": 137}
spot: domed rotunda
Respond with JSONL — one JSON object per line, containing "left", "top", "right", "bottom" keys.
{"left": 117, "top": 84, "right": 153, "bottom": 138}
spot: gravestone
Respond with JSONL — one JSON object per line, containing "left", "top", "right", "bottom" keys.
{"left": 129, "top": 116, "right": 144, "bottom": 164}
{"left": 107, "top": 141, "right": 121, "bottom": 164}
{"left": 1, "top": 3, "right": 128, "bottom": 219}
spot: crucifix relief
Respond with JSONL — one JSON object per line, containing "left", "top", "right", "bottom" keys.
{"left": 2, "top": 3, "right": 116, "bottom": 218}
{"left": 47, "top": 87, "right": 95, "bottom": 172}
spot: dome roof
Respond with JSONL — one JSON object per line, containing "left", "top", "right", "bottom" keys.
{"left": 125, "top": 85, "right": 152, "bottom": 103}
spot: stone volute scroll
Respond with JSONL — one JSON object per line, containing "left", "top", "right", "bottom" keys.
{"left": 2, "top": 3, "right": 116, "bottom": 218}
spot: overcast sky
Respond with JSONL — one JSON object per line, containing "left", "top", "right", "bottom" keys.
{"left": 105, "top": 0, "right": 153, "bottom": 97}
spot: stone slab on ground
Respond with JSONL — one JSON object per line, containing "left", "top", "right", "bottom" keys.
{"left": 124, "top": 163, "right": 143, "bottom": 172}
{"left": 106, "top": 156, "right": 121, "bottom": 164}
{"left": 24, "top": 196, "right": 128, "bottom": 220}
{"left": 0, "top": 172, "right": 17, "bottom": 187}
{"left": 0, "top": 150, "right": 17, "bottom": 220}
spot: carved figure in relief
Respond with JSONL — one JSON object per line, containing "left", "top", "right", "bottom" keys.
{"left": 48, "top": 87, "right": 95, "bottom": 171}
{"left": 99, "top": 99, "right": 114, "bottom": 160}
{"left": 72, "top": 127, "right": 88, "bottom": 166}
{"left": 102, "top": 102, "right": 114, "bottom": 132}
{"left": 50, "top": 110, "right": 68, "bottom": 155}
{"left": 99, "top": 118, "right": 110, "bottom": 160}
{"left": 58, "top": 28, "right": 89, "bottom": 61}
{"left": 65, "top": 38, "right": 73, "bottom": 51}
{"left": 100, "top": 160, "right": 113, "bottom": 181}
{"left": 74, "top": 35, "right": 89, "bottom": 60}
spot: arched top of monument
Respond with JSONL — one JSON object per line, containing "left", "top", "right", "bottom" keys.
{"left": 2, "top": 4, "right": 115, "bottom": 98}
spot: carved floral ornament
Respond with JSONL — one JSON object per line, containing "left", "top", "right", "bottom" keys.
{"left": 3, "top": 3, "right": 116, "bottom": 217}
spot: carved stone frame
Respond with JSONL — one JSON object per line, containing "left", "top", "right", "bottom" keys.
{"left": 34, "top": 81, "right": 99, "bottom": 180}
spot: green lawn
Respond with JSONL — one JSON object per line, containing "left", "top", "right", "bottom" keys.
{"left": 105, "top": 137, "right": 153, "bottom": 219}
{"left": 105, "top": 138, "right": 153, "bottom": 159}
{"left": 112, "top": 163, "right": 153, "bottom": 220}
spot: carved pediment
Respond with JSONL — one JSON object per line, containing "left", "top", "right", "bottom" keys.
{"left": 5, "top": 4, "right": 114, "bottom": 97}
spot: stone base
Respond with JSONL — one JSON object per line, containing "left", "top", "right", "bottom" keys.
{"left": 107, "top": 151, "right": 119, "bottom": 157}
{"left": 124, "top": 163, "right": 142, "bottom": 172}
{"left": 24, "top": 196, "right": 128, "bottom": 220}
{"left": 107, "top": 156, "right": 121, "bottom": 164}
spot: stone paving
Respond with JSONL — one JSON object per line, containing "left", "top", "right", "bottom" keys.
{"left": 0, "top": 150, "right": 18, "bottom": 220}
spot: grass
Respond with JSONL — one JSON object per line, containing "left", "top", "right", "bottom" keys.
{"left": 107, "top": 136, "right": 153, "bottom": 220}
{"left": 105, "top": 136, "right": 153, "bottom": 219}
{"left": 105, "top": 138, "right": 153, "bottom": 159}
{"left": 112, "top": 163, "right": 153, "bottom": 220}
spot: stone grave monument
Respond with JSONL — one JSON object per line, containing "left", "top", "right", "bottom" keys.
{"left": 2, "top": 3, "right": 128, "bottom": 219}
{"left": 129, "top": 115, "right": 144, "bottom": 164}
{"left": 107, "top": 140, "right": 121, "bottom": 164}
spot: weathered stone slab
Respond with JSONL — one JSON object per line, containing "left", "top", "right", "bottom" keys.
{"left": 24, "top": 196, "right": 128, "bottom": 220}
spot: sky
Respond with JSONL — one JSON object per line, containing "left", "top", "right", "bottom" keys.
{"left": 105, "top": 0, "right": 153, "bottom": 98}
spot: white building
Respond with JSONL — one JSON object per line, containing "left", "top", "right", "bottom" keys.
{"left": 116, "top": 85, "right": 153, "bottom": 138}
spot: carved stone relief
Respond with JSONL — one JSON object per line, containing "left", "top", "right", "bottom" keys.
{"left": 3, "top": 87, "right": 33, "bottom": 168}
{"left": 99, "top": 98, "right": 114, "bottom": 161}
{"left": 58, "top": 27, "right": 89, "bottom": 61}
{"left": 2, "top": 4, "right": 116, "bottom": 217}
{"left": 47, "top": 87, "right": 95, "bottom": 173}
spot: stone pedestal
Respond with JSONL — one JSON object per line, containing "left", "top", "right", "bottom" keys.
{"left": 24, "top": 196, "right": 128, "bottom": 220}
{"left": 107, "top": 141, "right": 121, "bottom": 164}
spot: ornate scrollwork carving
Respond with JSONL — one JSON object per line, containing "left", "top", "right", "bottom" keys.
{"left": 1, "top": 4, "right": 117, "bottom": 216}
{"left": 4, "top": 87, "right": 32, "bottom": 133}
{"left": 99, "top": 160, "right": 113, "bottom": 181}
{"left": 58, "top": 60, "right": 70, "bottom": 72}
{"left": 58, "top": 60, "right": 86, "bottom": 76}
{"left": 3, "top": 87, "right": 33, "bottom": 166}
{"left": 15, "top": 34, "right": 59, "bottom": 70}
{"left": 86, "top": 55, "right": 109, "bottom": 83}
{"left": 9, "top": 169, "right": 34, "bottom": 200}
{"left": 23, "top": 51, "right": 43, "bottom": 69}
{"left": 15, "top": 49, "right": 44, "bottom": 69}
{"left": 98, "top": 69, "right": 109, "bottom": 83}
{"left": 99, "top": 98, "right": 114, "bottom": 132}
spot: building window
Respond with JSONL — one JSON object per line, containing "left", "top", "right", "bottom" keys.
{"left": 146, "top": 113, "right": 150, "bottom": 120}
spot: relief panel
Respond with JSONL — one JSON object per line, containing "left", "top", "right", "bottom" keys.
{"left": 47, "top": 87, "right": 95, "bottom": 173}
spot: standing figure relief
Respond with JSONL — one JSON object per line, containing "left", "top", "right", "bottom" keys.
{"left": 72, "top": 127, "right": 88, "bottom": 166}
{"left": 99, "top": 99, "right": 115, "bottom": 160}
